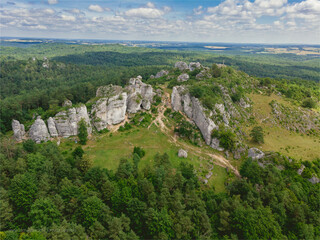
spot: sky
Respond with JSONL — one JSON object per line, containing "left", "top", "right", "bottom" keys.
{"left": 1, "top": 0, "right": 319, "bottom": 44}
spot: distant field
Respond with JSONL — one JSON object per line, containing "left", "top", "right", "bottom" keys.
{"left": 246, "top": 93, "right": 320, "bottom": 160}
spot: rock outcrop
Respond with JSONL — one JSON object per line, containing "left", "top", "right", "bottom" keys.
{"left": 62, "top": 99, "right": 72, "bottom": 107}
{"left": 177, "top": 73, "right": 189, "bottom": 82}
{"left": 47, "top": 117, "right": 58, "bottom": 137}
{"left": 171, "top": 86, "right": 218, "bottom": 145}
{"left": 175, "top": 61, "right": 189, "bottom": 71}
{"left": 189, "top": 62, "right": 202, "bottom": 71}
{"left": 178, "top": 149, "right": 188, "bottom": 158}
{"left": 155, "top": 70, "right": 169, "bottom": 78}
{"left": 12, "top": 120, "right": 25, "bottom": 141}
{"left": 248, "top": 148, "right": 265, "bottom": 160}
{"left": 28, "top": 117, "right": 50, "bottom": 143}
{"left": 196, "top": 69, "right": 212, "bottom": 80}
{"left": 54, "top": 104, "right": 92, "bottom": 137}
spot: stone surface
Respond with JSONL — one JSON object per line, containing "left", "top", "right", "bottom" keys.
{"left": 177, "top": 73, "right": 190, "bottom": 82}
{"left": 196, "top": 68, "right": 212, "bottom": 80}
{"left": 308, "top": 176, "right": 320, "bottom": 184}
{"left": 178, "top": 149, "right": 188, "bottom": 158}
{"left": 297, "top": 165, "right": 305, "bottom": 175}
{"left": 96, "top": 85, "right": 123, "bottom": 98}
{"left": 189, "top": 62, "right": 202, "bottom": 71}
{"left": 211, "top": 138, "right": 224, "bottom": 151}
{"left": 239, "top": 98, "right": 250, "bottom": 108}
{"left": 12, "top": 120, "right": 25, "bottom": 141}
{"left": 28, "top": 117, "right": 50, "bottom": 143}
{"left": 174, "top": 61, "right": 189, "bottom": 71}
{"left": 248, "top": 148, "right": 265, "bottom": 160}
{"left": 62, "top": 99, "right": 72, "bottom": 107}
{"left": 155, "top": 70, "right": 169, "bottom": 78}
{"left": 47, "top": 117, "right": 58, "bottom": 137}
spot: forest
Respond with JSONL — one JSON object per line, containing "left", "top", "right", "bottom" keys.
{"left": 0, "top": 137, "right": 319, "bottom": 239}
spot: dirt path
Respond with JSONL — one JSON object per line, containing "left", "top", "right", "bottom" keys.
{"left": 109, "top": 115, "right": 129, "bottom": 133}
{"left": 148, "top": 88, "right": 240, "bottom": 177}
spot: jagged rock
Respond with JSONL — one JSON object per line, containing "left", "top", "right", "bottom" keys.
{"left": 28, "top": 117, "right": 50, "bottom": 143}
{"left": 215, "top": 103, "right": 230, "bottom": 125}
{"left": 150, "top": 75, "right": 155, "bottom": 79}
{"left": 171, "top": 86, "right": 218, "bottom": 145}
{"left": 196, "top": 69, "right": 212, "bottom": 80}
{"left": 239, "top": 98, "right": 250, "bottom": 108}
{"left": 12, "top": 120, "right": 25, "bottom": 141}
{"left": 62, "top": 99, "right": 72, "bottom": 107}
{"left": 248, "top": 148, "right": 265, "bottom": 160}
{"left": 92, "top": 93, "right": 127, "bottom": 131}
{"left": 177, "top": 73, "right": 189, "bottom": 82}
{"left": 55, "top": 104, "right": 92, "bottom": 137}
{"left": 155, "top": 70, "right": 169, "bottom": 78}
{"left": 96, "top": 85, "right": 123, "bottom": 98}
{"left": 297, "top": 165, "right": 305, "bottom": 175}
{"left": 47, "top": 117, "right": 58, "bottom": 137}
{"left": 156, "top": 89, "right": 162, "bottom": 97}
{"left": 189, "top": 62, "right": 202, "bottom": 71}
{"left": 308, "top": 176, "right": 320, "bottom": 184}
{"left": 178, "top": 149, "right": 188, "bottom": 158}
{"left": 205, "top": 171, "right": 213, "bottom": 179}
{"left": 211, "top": 138, "right": 224, "bottom": 151}
{"left": 233, "top": 146, "right": 246, "bottom": 159}
{"left": 126, "top": 76, "right": 155, "bottom": 113}
{"left": 174, "top": 61, "right": 189, "bottom": 71}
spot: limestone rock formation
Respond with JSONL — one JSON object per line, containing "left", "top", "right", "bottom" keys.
{"left": 308, "top": 176, "right": 320, "bottom": 184}
{"left": 178, "top": 149, "right": 188, "bottom": 158}
{"left": 174, "top": 61, "right": 189, "bottom": 71}
{"left": 297, "top": 165, "right": 305, "bottom": 175}
{"left": 211, "top": 138, "right": 224, "bottom": 151}
{"left": 248, "top": 148, "right": 265, "bottom": 160}
{"left": 54, "top": 104, "right": 92, "bottom": 137}
{"left": 171, "top": 86, "right": 218, "bottom": 145}
{"left": 155, "top": 70, "right": 169, "bottom": 78}
{"left": 126, "top": 76, "right": 155, "bottom": 113}
{"left": 12, "top": 120, "right": 25, "bottom": 141}
{"left": 28, "top": 117, "right": 50, "bottom": 143}
{"left": 62, "top": 99, "right": 72, "bottom": 107}
{"left": 92, "top": 92, "right": 127, "bottom": 131}
{"left": 196, "top": 69, "right": 212, "bottom": 80}
{"left": 239, "top": 98, "right": 250, "bottom": 108}
{"left": 189, "top": 62, "right": 202, "bottom": 71}
{"left": 47, "top": 117, "right": 58, "bottom": 137}
{"left": 96, "top": 85, "right": 123, "bottom": 98}
{"left": 177, "top": 73, "right": 189, "bottom": 82}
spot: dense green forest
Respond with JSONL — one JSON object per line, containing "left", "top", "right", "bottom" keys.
{"left": 0, "top": 138, "right": 319, "bottom": 239}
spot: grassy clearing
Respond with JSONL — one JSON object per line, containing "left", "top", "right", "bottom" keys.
{"left": 247, "top": 93, "right": 320, "bottom": 161}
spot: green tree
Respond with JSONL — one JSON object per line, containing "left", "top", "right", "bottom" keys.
{"left": 302, "top": 98, "right": 316, "bottom": 108}
{"left": 211, "top": 64, "right": 222, "bottom": 78}
{"left": 78, "top": 119, "right": 88, "bottom": 145}
{"left": 250, "top": 126, "right": 264, "bottom": 144}
{"left": 29, "top": 198, "right": 61, "bottom": 228}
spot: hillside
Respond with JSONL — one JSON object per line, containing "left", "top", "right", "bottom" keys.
{"left": 1, "top": 59, "right": 320, "bottom": 239}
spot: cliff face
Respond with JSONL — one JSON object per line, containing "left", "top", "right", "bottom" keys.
{"left": 171, "top": 86, "right": 218, "bottom": 145}
{"left": 28, "top": 117, "right": 50, "bottom": 143}
{"left": 12, "top": 120, "right": 25, "bottom": 142}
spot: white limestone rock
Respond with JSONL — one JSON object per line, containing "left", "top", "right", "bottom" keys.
{"left": 308, "top": 176, "right": 320, "bottom": 184}
{"left": 196, "top": 68, "right": 212, "bottom": 80}
{"left": 211, "top": 138, "right": 224, "bottom": 151}
{"left": 155, "top": 70, "right": 169, "bottom": 78}
{"left": 62, "top": 99, "right": 72, "bottom": 107}
{"left": 28, "top": 117, "right": 50, "bottom": 143}
{"left": 248, "top": 148, "right": 265, "bottom": 160}
{"left": 12, "top": 120, "right": 25, "bottom": 141}
{"left": 174, "top": 61, "right": 189, "bottom": 71}
{"left": 178, "top": 149, "right": 188, "bottom": 158}
{"left": 297, "top": 165, "right": 305, "bottom": 175}
{"left": 239, "top": 98, "right": 250, "bottom": 108}
{"left": 96, "top": 85, "right": 123, "bottom": 98}
{"left": 47, "top": 117, "right": 58, "bottom": 137}
{"left": 189, "top": 62, "right": 202, "bottom": 71}
{"left": 177, "top": 73, "right": 190, "bottom": 82}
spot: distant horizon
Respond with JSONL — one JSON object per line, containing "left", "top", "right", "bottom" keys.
{"left": 1, "top": 36, "right": 320, "bottom": 46}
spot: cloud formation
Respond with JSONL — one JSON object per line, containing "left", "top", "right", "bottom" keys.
{"left": 47, "top": 0, "right": 58, "bottom": 5}
{"left": 88, "top": 4, "right": 105, "bottom": 13}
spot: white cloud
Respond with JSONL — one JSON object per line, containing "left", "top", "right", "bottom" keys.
{"left": 88, "top": 4, "right": 104, "bottom": 13}
{"left": 124, "top": 7, "right": 164, "bottom": 19}
{"left": 146, "top": 2, "right": 155, "bottom": 8}
{"left": 163, "top": 6, "right": 171, "bottom": 13}
{"left": 61, "top": 14, "right": 76, "bottom": 21}
{"left": 48, "top": 0, "right": 58, "bottom": 5}
{"left": 193, "top": 6, "right": 203, "bottom": 15}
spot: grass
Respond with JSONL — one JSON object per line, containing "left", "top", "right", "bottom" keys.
{"left": 247, "top": 93, "right": 320, "bottom": 161}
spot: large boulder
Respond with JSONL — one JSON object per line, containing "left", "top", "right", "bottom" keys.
{"left": 12, "top": 120, "right": 25, "bottom": 141}
{"left": 177, "top": 73, "right": 189, "bottom": 82}
{"left": 174, "top": 61, "right": 189, "bottom": 71}
{"left": 92, "top": 92, "right": 127, "bottom": 131}
{"left": 96, "top": 85, "right": 123, "bottom": 98}
{"left": 28, "top": 117, "right": 50, "bottom": 143}
{"left": 189, "top": 62, "right": 202, "bottom": 71}
{"left": 47, "top": 117, "right": 58, "bottom": 137}
{"left": 62, "top": 99, "right": 72, "bottom": 107}
{"left": 155, "top": 70, "right": 169, "bottom": 78}
{"left": 248, "top": 148, "right": 265, "bottom": 160}
{"left": 211, "top": 138, "right": 224, "bottom": 151}
{"left": 178, "top": 149, "right": 188, "bottom": 158}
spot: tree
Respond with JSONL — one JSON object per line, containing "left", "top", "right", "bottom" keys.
{"left": 133, "top": 147, "right": 145, "bottom": 158}
{"left": 78, "top": 119, "right": 88, "bottom": 145}
{"left": 29, "top": 198, "right": 61, "bottom": 228}
{"left": 211, "top": 64, "right": 222, "bottom": 78}
{"left": 250, "top": 126, "right": 264, "bottom": 144}
{"left": 302, "top": 98, "right": 316, "bottom": 109}
{"left": 72, "top": 146, "right": 84, "bottom": 159}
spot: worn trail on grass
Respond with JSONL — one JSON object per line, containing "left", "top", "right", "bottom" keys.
{"left": 149, "top": 88, "right": 240, "bottom": 177}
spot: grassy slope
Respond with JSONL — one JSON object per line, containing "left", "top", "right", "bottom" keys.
{"left": 246, "top": 93, "right": 320, "bottom": 160}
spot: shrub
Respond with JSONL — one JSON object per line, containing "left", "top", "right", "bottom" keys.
{"left": 250, "top": 126, "right": 264, "bottom": 144}
{"left": 23, "top": 139, "right": 36, "bottom": 153}
{"left": 133, "top": 146, "right": 145, "bottom": 158}
{"left": 302, "top": 98, "right": 316, "bottom": 109}
{"left": 190, "top": 86, "right": 204, "bottom": 98}
{"left": 72, "top": 146, "right": 84, "bottom": 159}
{"left": 118, "top": 122, "right": 132, "bottom": 132}
{"left": 78, "top": 119, "right": 88, "bottom": 145}
{"left": 211, "top": 64, "right": 222, "bottom": 78}
{"left": 212, "top": 126, "right": 237, "bottom": 151}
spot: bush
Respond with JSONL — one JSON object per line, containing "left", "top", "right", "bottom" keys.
{"left": 153, "top": 95, "right": 162, "bottom": 106}
{"left": 250, "top": 126, "right": 264, "bottom": 144}
{"left": 72, "top": 146, "right": 84, "bottom": 159}
{"left": 212, "top": 126, "right": 237, "bottom": 151}
{"left": 211, "top": 64, "right": 222, "bottom": 78}
{"left": 190, "top": 86, "right": 204, "bottom": 98}
{"left": 133, "top": 146, "right": 145, "bottom": 158}
{"left": 118, "top": 122, "right": 132, "bottom": 132}
{"left": 302, "top": 98, "right": 316, "bottom": 109}
{"left": 78, "top": 119, "right": 88, "bottom": 145}
{"left": 23, "top": 139, "right": 36, "bottom": 153}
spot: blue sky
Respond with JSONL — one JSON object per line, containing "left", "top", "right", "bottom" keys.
{"left": 1, "top": 0, "right": 319, "bottom": 43}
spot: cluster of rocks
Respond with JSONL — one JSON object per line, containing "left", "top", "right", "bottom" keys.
{"left": 13, "top": 76, "right": 155, "bottom": 143}
{"left": 178, "top": 149, "right": 188, "bottom": 158}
